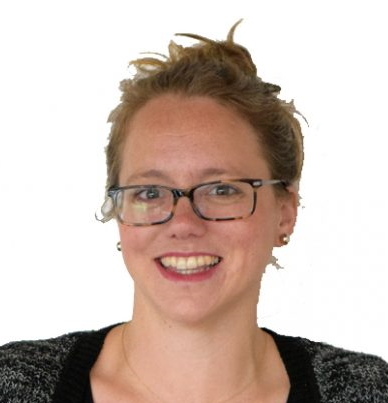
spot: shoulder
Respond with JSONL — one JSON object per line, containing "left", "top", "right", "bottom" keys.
{"left": 0, "top": 327, "right": 108, "bottom": 403}
{"left": 297, "top": 335, "right": 388, "bottom": 402}
{"left": 267, "top": 329, "right": 388, "bottom": 402}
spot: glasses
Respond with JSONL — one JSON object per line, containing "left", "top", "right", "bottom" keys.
{"left": 99, "top": 178, "right": 288, "bottom": 226}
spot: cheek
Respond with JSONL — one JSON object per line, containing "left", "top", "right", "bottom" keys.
{"left": 245, "top": 227, "right": 274, "bottom": 266}
{"left": 241, "top": 209, "right": 279, "bottom": 263}
{"left": 223, "top": 219, "right": 275, "bottom": 267}
{"left": 118, "top": 225, "right": 156, "bottom": 270}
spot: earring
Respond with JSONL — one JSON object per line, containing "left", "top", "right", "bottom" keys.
{"left": 281, "top": 234, "right": 290, "bottom": 246}
{"left": 116, "top": 241, "right": 122, "bottom": 252}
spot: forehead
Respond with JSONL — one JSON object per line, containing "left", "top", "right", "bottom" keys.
{"left": 119, "top": 94, "right": 269, "bottom": 184}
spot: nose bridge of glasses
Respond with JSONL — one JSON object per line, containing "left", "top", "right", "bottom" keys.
{"left": 170, "top": 187, "right": 203, "bottom": 219}
{"left": 171, "top": 187, "right": 195, "bottom": 201}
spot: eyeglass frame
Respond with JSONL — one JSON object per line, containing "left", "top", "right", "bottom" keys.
{"left": 104, "top": 178, "right": 289, "bottom": 227}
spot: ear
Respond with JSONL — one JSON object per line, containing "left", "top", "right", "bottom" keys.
{"left": 274, "top": 186, "right": 298, "bottom": 247}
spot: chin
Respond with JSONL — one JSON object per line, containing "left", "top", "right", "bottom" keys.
{"left": 157, "top": 290, "right": 257, "bottom": 329}
{"left": 162, "top": 302, "right": 219, "bottom": 327}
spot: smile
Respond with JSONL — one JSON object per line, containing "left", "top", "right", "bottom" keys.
{"left": 158, "top": 255, "right": 221, "bottom": 275}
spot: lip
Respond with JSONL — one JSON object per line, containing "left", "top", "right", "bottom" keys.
{"left": 158, "top": 252, "right": 220, "bottom": 257}
{"left": 155, "top": 252, "right": 222, "bottom": 282}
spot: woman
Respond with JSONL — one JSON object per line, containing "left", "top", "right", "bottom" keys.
{"left": 1, "top": 21, "right": 387, "bottom": 403}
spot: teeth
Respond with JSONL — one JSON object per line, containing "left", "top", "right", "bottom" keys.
{"left": 186, "top": 257, "right": 197, "bottom": 269}
{"left": 160, "top": 255, "right": 220, "bottom": 274}
{"left": 197, "top": 256, "right": 205, "bottom": 267}
{"left": 177, "top": 257, "right": 188, "bottom": 270}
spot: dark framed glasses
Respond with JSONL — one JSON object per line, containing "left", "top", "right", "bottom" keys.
{"left": 97, "top": 178, "right": 288, "bottom": 226}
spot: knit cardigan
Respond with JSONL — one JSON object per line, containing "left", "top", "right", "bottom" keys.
{"left": 1, "top": 325, "right": 387, "bottom": 403}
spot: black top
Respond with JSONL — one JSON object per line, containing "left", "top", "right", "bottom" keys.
{"left": 2, "top": 324, "right": 387, "bottom": 402}
{"left": 83, "top": 382, "right": 93, "bottom": 403}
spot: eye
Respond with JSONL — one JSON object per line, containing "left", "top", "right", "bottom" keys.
{"left": 133, "top": 187, "right": 163, "bottom": 201}
{"left": 208, "top": 183, "right": 241, "bottom": 196}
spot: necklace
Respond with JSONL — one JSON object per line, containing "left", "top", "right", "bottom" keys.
{"left": 120, "top": 322, "right": 268, "bottom": 403}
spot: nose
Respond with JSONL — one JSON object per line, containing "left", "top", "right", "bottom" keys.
{"left": 166, "top": 196, "right": 207, "bottom": 238}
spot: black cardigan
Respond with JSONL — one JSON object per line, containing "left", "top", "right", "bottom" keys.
{"left": 1, "top": 324, "right": 387, "bottom": 402}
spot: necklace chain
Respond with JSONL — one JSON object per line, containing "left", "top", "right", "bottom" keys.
{"left": 120, "top": 322, "right": 267, "bottom": 403}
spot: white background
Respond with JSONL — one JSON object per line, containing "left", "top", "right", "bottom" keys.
{"left": 0, "top": 1, "right": 387, "bottom": 360}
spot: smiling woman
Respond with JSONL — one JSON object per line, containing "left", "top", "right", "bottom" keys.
{"left": 111, "top": 93, "right": 296, "bottom": 327}
{"left": 1, "top": 21, "right": 387, "bottom": 403}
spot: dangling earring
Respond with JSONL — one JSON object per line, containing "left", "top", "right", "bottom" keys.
{"left": 116, "top": 241, "right": 122, "bottom": 252}
{"left": 281, "top": 234, "right": 290, "bottom": 246}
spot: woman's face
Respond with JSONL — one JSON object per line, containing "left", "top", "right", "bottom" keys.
{"left": 118, "top": 94, "right": 296, "bottom": 324}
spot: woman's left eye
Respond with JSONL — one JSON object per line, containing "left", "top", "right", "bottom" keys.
{"left": 208, "top": 184, "right": 240, "bottom": 196}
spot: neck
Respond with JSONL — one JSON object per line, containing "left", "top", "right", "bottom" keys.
{"left": 121, "top": 299, "right": 269, "bottom": 403}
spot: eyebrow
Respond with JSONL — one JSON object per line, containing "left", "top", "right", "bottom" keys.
{"left": 124, "top": 170, "right": 172, "bottom": 184}
{"left": 123, "top": 168, "right": 239, "bottom": 185}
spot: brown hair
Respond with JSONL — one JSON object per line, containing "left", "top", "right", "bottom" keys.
{"left": 103, "top": 21, "right": 303, "bottom": 214}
